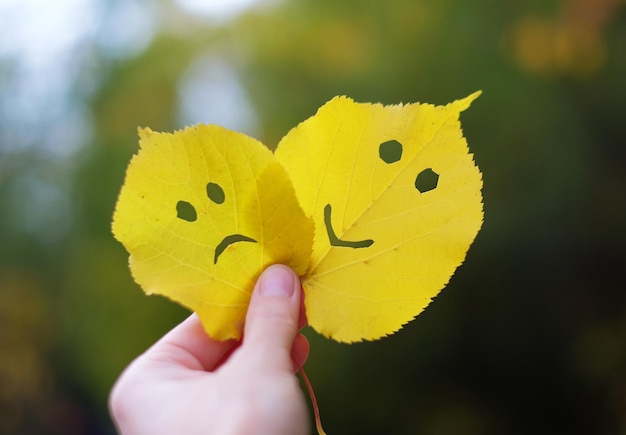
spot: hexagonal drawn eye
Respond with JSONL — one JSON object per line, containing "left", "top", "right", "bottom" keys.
{"left": 379, "top": 140, "right": 403, "bottom": 164}
{"left": 415, "top": 168, "right": 439, "bottom": 193}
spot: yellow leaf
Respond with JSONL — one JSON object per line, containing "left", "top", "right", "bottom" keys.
{"left": 276, "top": 92, "right": 483, "bottom": 342}
{"left": 112, "top": 125, "right": 313, "bottom": 340}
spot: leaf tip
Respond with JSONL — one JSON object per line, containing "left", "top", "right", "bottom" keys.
{"left": 453, "top": 90, "right": 482, "bottom": 112}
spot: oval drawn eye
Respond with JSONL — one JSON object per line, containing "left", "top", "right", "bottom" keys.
{"left": 207, "top": 182, "right": 225, "bottom": 204}
{"left": 176, "top": 200, "right": 197, "bottom": 222}
{"left": 379, "top": 140, "right": 403, "bottom": 164}
{"left": 415, "top": 168, "right": 439, "bottom": 193}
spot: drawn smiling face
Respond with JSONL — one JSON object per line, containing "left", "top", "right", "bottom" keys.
{"left": 322, "top": 139, "right": 440, "bottom": 250}
{"left": 175, "top": 181, "right": 258, "bottom": 264}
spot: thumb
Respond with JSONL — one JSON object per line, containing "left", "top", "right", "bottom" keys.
{"left": 241, "top": 264, "right": 302, "bottom": 369}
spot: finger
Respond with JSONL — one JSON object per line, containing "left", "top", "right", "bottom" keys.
{"left": 242, "top": 264, "right": 302, "bottom": 370}
{"left": 144, "top": 313, "right": 236, "bottom": 372}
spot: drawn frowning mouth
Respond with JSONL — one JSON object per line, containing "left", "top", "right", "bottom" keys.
{"left": 324, "top": 204, "right": 374, "bottom": 249}
{"left": 214, "top": 234, "right": 258, "bottom": 264}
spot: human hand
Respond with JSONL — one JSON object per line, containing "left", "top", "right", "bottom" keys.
{"left": 109, "top": 264, "right": 310, "bottom": 435}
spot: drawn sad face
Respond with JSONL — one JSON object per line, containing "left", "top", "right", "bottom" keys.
{"left": 174, "top": 182, "right": 258, "bottom": 264}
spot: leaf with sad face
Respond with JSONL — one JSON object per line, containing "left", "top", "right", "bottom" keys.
{"left": 112, "top": 125, "right": 313, "bottom": 340}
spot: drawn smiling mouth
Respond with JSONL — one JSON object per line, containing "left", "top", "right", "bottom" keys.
{"left": 324, "top": 204, "right": 374, "bottom": 248}
{"left": 214, "top": 234, "right": 258, "bottom": 264}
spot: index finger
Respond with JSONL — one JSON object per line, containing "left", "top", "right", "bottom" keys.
{"left": 144, "top": 313, "right": 237, "bottom": 372}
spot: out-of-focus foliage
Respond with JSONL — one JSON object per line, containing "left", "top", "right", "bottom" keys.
{"left": 0, "top": 0, "right": 625, "bottom": 433}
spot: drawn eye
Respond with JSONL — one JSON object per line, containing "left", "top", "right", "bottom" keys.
{"left": 415, "top": 168, "right": 439, "bottom": 193}
{"left": 176, "top": 200, "right": 197, "bottom": 222}
{"left": 379, "top": 140, "right": 403, "bottom": 164}
{"left": 207, "top": 182, "right": 225, "bottom": 204}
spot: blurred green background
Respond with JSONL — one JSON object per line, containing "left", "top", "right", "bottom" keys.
{"left": 1, "top": 0, "right": 625, "bottom": 433}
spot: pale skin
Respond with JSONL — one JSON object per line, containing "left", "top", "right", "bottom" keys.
{"left": 109, "top": 264, "right": 311, "bottom": 435}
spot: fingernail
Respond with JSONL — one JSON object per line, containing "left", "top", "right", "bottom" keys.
{"left": 259, "top": 265, "right": 296, "bottom": 297}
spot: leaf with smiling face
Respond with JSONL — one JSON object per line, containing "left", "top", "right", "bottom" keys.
{"left": 276, "top": 92, "right": 483, "bottom": 342}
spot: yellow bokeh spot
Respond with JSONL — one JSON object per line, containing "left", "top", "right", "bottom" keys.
{"left": 505, "top": 0, "right": 620, "bottom": 79}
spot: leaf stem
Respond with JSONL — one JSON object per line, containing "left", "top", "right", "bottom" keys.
{"left": 296, "top": 361, "right": 327, "bottom": 435}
